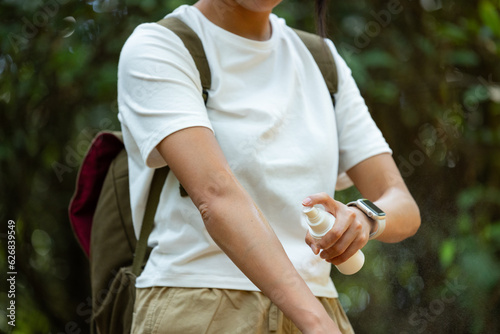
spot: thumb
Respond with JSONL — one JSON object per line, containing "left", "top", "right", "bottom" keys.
{"left": 302, "top": 192, "right": 339, "bottom": 217}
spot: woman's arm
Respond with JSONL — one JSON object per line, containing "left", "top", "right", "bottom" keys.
{"left": 346, "top": 152, "right": 421, "bottom": 242}
{"left": 157, "top": 126, "right": 340, "bottom": 334}
{"left": 304, "top": 153, "right": 421, "bottom": 265}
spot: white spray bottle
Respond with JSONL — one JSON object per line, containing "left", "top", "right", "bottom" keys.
{"left": 303, "top": 206, "right": 365, "bottom": 275}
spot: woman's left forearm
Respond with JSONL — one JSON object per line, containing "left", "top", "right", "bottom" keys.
{"left": 369, "top": 185, "right": 420, "bottom": 243}
{"left": 346, "top": 153, "right": 421, "bottom": 243}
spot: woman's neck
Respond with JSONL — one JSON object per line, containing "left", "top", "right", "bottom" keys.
{"left": 193, "top": 0, "right": 275, "bottom": 41}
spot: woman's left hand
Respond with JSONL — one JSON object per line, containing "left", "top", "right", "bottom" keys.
{"left": 302, "top": 192, "right": 372, "bottom": 265}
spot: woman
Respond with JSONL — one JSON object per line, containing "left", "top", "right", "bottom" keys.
{"left": 117, "top": 0, "right": 421, "bottom": 333}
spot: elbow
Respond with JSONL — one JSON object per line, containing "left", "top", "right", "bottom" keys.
{"left": 191, "top": 169, "right": 243, "bottom": 228}
{"left": 196, "top": 183, "right": 252, "bottom": 244}
{"left": 197, "top": 197, "right": 229, "bottom": 229}
{"left": 197, "top": 201, "right": 217, "bottom": 231}
{"left": 196, "top": 196, "right": 234, "bottom": 253}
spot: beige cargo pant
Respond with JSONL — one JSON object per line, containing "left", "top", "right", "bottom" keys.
{"left": 132, "top": 287, "right": 355, "bottom": 334}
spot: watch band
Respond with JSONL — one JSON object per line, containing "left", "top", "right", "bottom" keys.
{"left": 347, "top": 199, "right": 386, "bottom": 240}
{"left": 368, "top": 218, "right": 386, "bottom": 240}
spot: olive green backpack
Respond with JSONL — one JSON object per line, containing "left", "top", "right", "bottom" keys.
{"left": 68, "top": 17, "right": 338, "bottom": 334}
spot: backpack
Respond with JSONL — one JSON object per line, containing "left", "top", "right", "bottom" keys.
{"left": 68, "top": 16, "right": 339, "bottom": 334}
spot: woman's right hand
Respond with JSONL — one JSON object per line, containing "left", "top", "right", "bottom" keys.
{"left": 302, "top": 192, "right": 371, "bottom": 266}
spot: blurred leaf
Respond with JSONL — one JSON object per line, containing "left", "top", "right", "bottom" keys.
{"left": 461, "top": 248, "right": 500, "bottom": 290}
{"left": 479, "top": 1, "right": 500, "bottom": 37}
{"left": 359, "top": 49, "right": 397, "bottom": 68}
{"left": 483, "top": 222, "right": 500, "bottom": 243}
{"left": 372, "top": 81, "right": 399, "bottom": 103}
{"left": 440, "top": 239, "right": 456, "bottom": 268}
{"left": 446, "top": 49, "right": 480, "bottom": 66}
{"left": 458, "top": 213, "right": 473, "bottom": 234}
{"left": 439, "top": 22, "right": 469, "bottom": 44}
{"left": 457, "top": 186, "right": 483, "bottom": 209}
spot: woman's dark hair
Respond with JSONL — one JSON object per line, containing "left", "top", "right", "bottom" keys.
{"left": 315, "top": 0, "right": 329, "bottom": 37}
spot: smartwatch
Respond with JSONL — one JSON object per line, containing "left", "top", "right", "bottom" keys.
{"left": 347, "top": 199, "right": 386, "bottom": 240}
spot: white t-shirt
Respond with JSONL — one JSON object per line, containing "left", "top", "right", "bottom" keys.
{"left": 117, "top": 5, "right": 392, "bottom": 298}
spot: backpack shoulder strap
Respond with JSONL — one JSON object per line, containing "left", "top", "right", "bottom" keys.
{"left": 292, "top": 29, "right": 338, "bottom": 103}
{"left": 132, "top": 166, "right": 169, "bottom": 275}
{"left": 157, "top": 17, "right": 211, "bottom": 103}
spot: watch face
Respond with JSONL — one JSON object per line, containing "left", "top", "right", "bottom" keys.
{"left": 360, "top": 199, "right": 386, "bottom": 217}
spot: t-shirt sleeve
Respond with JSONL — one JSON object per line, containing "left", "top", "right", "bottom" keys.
{"left": 117, "top": 23, "right": 214, "bottom": 168}
{"left": 325, "top": 39, "right": 392, "bottom": 178}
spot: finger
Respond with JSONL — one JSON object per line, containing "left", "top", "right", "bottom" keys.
{"left": 302, "top": 192, "right": 339, "bottom": 216}
{"left": 304, "top": 231, "right": 320, "bottom": 255}
{"left": 320, "top": 221, "right": 358, "bottom": 261}
{"left": 325, "top": 220, "right": 368, "bottom": 265}
{"left": 322, "top": 207, "right": 370, "bottom": 253}
{"left": 316, "top": 208, "right": 356, "bottom": 250}
{"left": 327, "top": 242, "right": 361, "bottom": 266}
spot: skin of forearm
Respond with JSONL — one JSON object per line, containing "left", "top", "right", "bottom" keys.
{"left": 368, "top": 186, "right": 421, "bottom": 243}
{"left": 345, "top": 154, "right": 421, "bottom": 244}
{"left": 198, "top": 181, "right": 333, "bottom": 331}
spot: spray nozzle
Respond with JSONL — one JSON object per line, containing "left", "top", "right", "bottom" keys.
{"left": 302, "top": 206, "right": 321, "bottom": 224}
{"left": 302, "top": 206, "right": 335, "bottom": 238}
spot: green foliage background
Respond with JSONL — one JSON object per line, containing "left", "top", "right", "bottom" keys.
{"left": 1, "top": 0, "right": 499, "bottom": 333}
